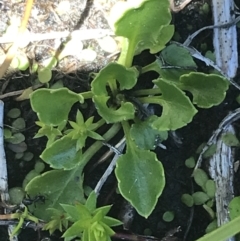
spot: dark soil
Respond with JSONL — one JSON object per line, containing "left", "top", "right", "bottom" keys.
{"left": 1, "top": 0, "right": 240, "bottom": 241}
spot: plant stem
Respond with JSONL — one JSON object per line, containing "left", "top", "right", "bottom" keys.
{"left": 121, "top": 121, "right": 133, "bottom": 148}
{"left": 141, "top": 60, "right": 161, "bottom": 74}
{"left": 80, "top": 91, "right": 93, "bottom": 99}
{"left": 117, "top": 38, "right": 136, "bottom": 68}
{"left": 132, "top": 88, "right": 161, "bottom": 96}
{"left": 137, "top": 96, "right": 161, "bottom": 104}
{"left": 93, "top": 118, "right": 106, "bottom": 131}
{"left": 81, "top": 123, "right": 121, "bottom": 167}
{"left": 108, "top": 79, "right": 118, "bottom": 96}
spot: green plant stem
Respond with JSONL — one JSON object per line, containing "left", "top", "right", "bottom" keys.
{"left": 80, "top": 91, "right": 93, "bottom": 99}
{"left": 141, "top": 60, "right": 161, "bottom": 74}
{"left": 132, "top": 88, "right": 161, "bottom": 96}
{"left": 137, "top": 96, "right": 161, "bottom": 104}
{"left": 108, "top": 79, "right": 118, "bottom": 96}
{"left": 92, "top": 118, "right": 106, "bottom": 131}
{"left": 81, "top": 123, "right": 121, "bottom": 167}
{"left": 117, "top": 38, "right": 135, "bottom": 68}
{"left": 195, "top": 216, "right": 240, "bottom": 241}
{"left": 121, "top": 121, "right": 133, "bottom": 148}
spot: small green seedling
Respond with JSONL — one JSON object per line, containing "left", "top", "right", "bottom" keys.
{"left": 44, "top": 191, "right": 122, "bottom": 241}
{"left": 162, "top": 211, "right": 174, "bottom": 222}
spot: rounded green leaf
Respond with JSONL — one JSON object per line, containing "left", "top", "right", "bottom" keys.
{"left": 41, "top": 136, "right": 82, "bottom": 170}
{"left": 17, "top": 53, "right": 29, "bottom": 71}
{"left": 12, "top": 118, "right": 26, "bottom": 130}
{"left": 193, "top": 168, "right": 209, "bottom": 188}
{"left": 112, "top": 0, "right": 173, "bottom": 54}
{"left": 229, "top": 197, "right": 240, "bottom": 220}
{"left": 34, "top": 161, "right": 45, "bottom": 173}
{"left": 161, "top": 44, "right": 197, "bottom": 68}
{"left": 7, "top": 108, "right": 21, "bottom": 118}
{"left": 30, "top": 88, "right": 83, "bottom": 125}
{"left": 162, "top": 211, "right": 174, "bottom": 222}
{"left": 115, "top": 144, "right": 165, "bottom": 218}
{"left": 205, "top": 180, "right": 216, "bottom": 199}
{"left": 38, "top": 67, "right": 52, "bottom": 83}
{"left": 202, "top": 144, "right": 217, "bottom": 158}
{"left": 205, "top": 220, "right": 217, "bottom": 233}
{"left": 192, "top": 191, "right": 209, "bottom": 205}
{"left": 92, "top": 63, "right": 138, "bottom": 123}
{"left": 7, "top": 133, "right": 25, "bottom": 144}
{"left": 221, "top": 133, "right": 240, "bottom": 147}
{"left": 179, "top": 72, "right": 229, "bottom": 108}
{"left": 23, "top": 152, "right": 34, "bottom": 162}
{"left": 185, "top": 157, "right": 195, "bottom": 168}
{"left": 152, "top": 78, "right": 197, "bottom": 131}
{"left": 181, "top": 193, "right": 194, "bottom": 207}
{"left": 9, "top": 187, "right": 25, "bottom": 205}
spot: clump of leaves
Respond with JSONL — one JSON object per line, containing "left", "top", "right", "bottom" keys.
{"left": 26, "top": 0, "right": 229, "bottom": 223}
{"left": 44, "top": 192, "right": 122, "bottom": 241}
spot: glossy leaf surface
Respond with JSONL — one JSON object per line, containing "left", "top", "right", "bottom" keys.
{"left": 152, "top": 78, "right": 197, "bottom": 130}
{"left": 30, "top": 88, "right": 83, "bottom": 125}
{"left": 91, "top": 62, "right": 138, "bottom": 123}
{"left": 41, "top": 136, "right": 81, "bottom": 170}
{"left": 112, "top": 0, "right": 174, "bottom": 54}
{"left": 130, "top": 115, "right": 168, "bottom": 150}
{"left": 25, "top": 169, "right": 85, "bottom": 221}
{"left": 179, "top": 73, "right": 228, "bottom": 108}
{"left": 115, "top": 142, "right": 165, "bottom": 218}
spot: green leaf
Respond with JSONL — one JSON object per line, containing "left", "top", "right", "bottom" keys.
{"left": 162, "top": 211, "right": 174, "bottom": 222}
{"left": 205, "top": 220, "right": 218, "bottom": 234}
{"left": 130, "top": 115, "right": 168, "bottom": 150}
{"left": 221, "top": 133, "right": 240, "bottom": 147}
{"left": 91, "top": 63, "right": 138, "bottom": 123}
{"left": 76, "top": 110, "right": 84, "bottom": 125}
{"left": 193, "top": 168, "right": 209, "bottom": 188}
{"left": 203, "top": 204, "right": 215, "bottom": 219}
{"left": 87, "top": 131, "right": 104, "bottom": 141}
{"left": 192, "top": 191, "right": 210, "bottom": 205}
{"left": 202, "top": 144, "right": 217, "bottom": 158}
{"left": 25, "top": 169, "right": 85, "bottom": 221}
{"left": 99, "top": 222, "right": 116, "bottom": 237}
{"left": 112, "top": 0, "right": 174, "bottom": 54}
{"left": 181, "top": 194, "right": 194, "bottom": 207}
{"left": 185, "top": 157, "right": 195, "bottom": 168}
{"left": 179, "top": 73, "right": 229, "bottom": 108}
{"left": 38, "top": 67, "right": 52, "bottom": 83}
{"left": 7, "top": 108, "right": 21, "bottom": 118}
{"left": 41, "top": 136, "right": 82, "bottom": 170}
{"left": 60, "top": 204, "right": 82, "bottom": 222}
{"left": 85, "top": 191, "right": 97, "bottom": 213}
{"left": 102, "top": 216, "right": 123, "bottom": 227}
{"left": 152, "top": 78, "right": 197, "bottom": 131}
{"left": 30, "top": 88, "right": 83, "bottom": 125}
{"left": 43, "top": 208, "right": 69, "bottom": 234}
{"left": 94, "top": 205, "right": 112, "bottom": 217}
{"left": 115, "top": 143, "right": 165, "bottom": 218}
{"left": 205, "top": 180, "right": 216, "bottom": 199}
{"left": 7, "top": 133, "right": 25, "bottom": 144}
{"left": 229, "top": 196, "right": 240, "bottom": 220}
{"left": 62, "top": 219, "right": 89, "bottom": 238}
{"left": 61, "top": 203, "right": 92, "bottom": 223}
{"left": 17, "top": 53, "right": 29, "bottom": 71}
{"left": 161, "top": 44, "right": 197, "bottom": 68}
